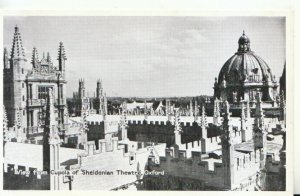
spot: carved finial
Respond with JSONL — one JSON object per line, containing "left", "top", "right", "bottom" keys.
{"left": 120, "top": 104, "right": 128, "bottom": 140}
{"left": 200, "top": 105, "right": 208, "bottom": 127}
{"left": 15, "top": 25, "right": 19, "bottom": 33}
{"left": 58, "top": 42, "right": 67, "bottom": 60}
{"left": 47, "top": 52, "right": 52, "bottom": 63}
{"left": 174, "top": 110, "right": 182, "bottom": 133}
{"left": 31, "top": 47, "right": 39, "bottom": 68}
{"left": 4, "top": 47, "right": 8, "bottom": 55}
{"left": 11, "top": 25, "right": 26, "bottom": 60}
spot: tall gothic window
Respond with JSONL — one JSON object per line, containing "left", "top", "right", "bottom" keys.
{"left": 38, "top": 86, "right": 53, "bottom": 99}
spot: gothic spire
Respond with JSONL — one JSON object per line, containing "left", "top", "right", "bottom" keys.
{"left": 174, "top": 110, "right": 182, "bottom": 146}
{"left": 97, "top": 78, "right": 102, "bottom": 88}
{"left": 45, "top": 88, "right": 60, "bottom": 144}
{"left": 10, "top": 25, "right": 26, "bottom": 60}
{"left": 57, "top": 41, "right": 67, "bottom": 60}
{"left": 4, "top": 47, "right": 8, "bottom": 56}
{"left": 57, "top": 42, "right": 67, "bottom": 71}
{"left": 47, "top": 52, "right": 52, "bottom": 64}
{"left": 200, "top": 105, "right": 208, "bottom": 127}
{"left": 120, "top": 106, "right": 128, "bottom": 140}
{"left": 31, "top": 47, "right": 39, "bottom": 68}
{"left": 174, "top": 110, "right": 182, "bottom": 133}
{"left": 194, "top": 99, "right": 198, "bottom": 121}
{"left": 189, "top": 99, "right": 193, "bottom": 116}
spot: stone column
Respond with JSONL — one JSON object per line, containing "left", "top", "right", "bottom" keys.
{"left": 50, "top": 142, "right": 60, "bottom": 190}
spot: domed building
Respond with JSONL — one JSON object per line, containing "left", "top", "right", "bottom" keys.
{"left": 214, "top": 31, "right": 279, "bottom": 106}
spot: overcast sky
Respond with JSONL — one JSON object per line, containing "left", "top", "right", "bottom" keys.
{"left": 3, "top": 16, "right": 286, "bottom": 98}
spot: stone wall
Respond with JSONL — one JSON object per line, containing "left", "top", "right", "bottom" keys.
{"left": 60, "top": 139, "right": 166, "bottom": 190}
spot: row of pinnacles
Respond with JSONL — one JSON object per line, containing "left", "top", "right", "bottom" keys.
{"left": 146, "top": 92, "right": 283, "bottom": 190}
{"left": 69, "top": 102, "right": 159, "bottom": 175}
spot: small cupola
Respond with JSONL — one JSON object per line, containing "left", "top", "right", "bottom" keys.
{"left": 238, "top": 31, "right": 251, "bottom": 52}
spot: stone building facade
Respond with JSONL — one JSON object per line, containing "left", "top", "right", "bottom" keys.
{"left": 3, "top": 26, "right": 68, "bottom": 138}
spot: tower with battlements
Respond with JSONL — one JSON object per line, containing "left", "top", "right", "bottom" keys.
{"left": 77, "top": 79, "right": 90, "bottom": 116}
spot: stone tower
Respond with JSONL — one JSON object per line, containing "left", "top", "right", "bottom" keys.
{"left": 95, "top": 79, "right": 104, "bottom": 115}
{"left": 3, "top": 26, "right": 28, "bottom": 128}
{"left": 91, "top": 79, "right": 108, "bottom": 115}
{"left": 96, "top": 79, "right": 103, "bottom": 98}
{"left": 56, "top": 42, "right": 67, "bottom": 127}
{"left": 57, "top": 41, "right": 67, "bottom": 79}
{"left": 78, "top": 79, "right": 85, "bottom": 99}
{"left": 77, "top": 79, "right": 90, "bottom": 116}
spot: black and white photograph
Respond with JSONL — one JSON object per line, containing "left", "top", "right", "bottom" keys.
{"left": 2, "top": 16, "right": 287, "bottom": 191}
